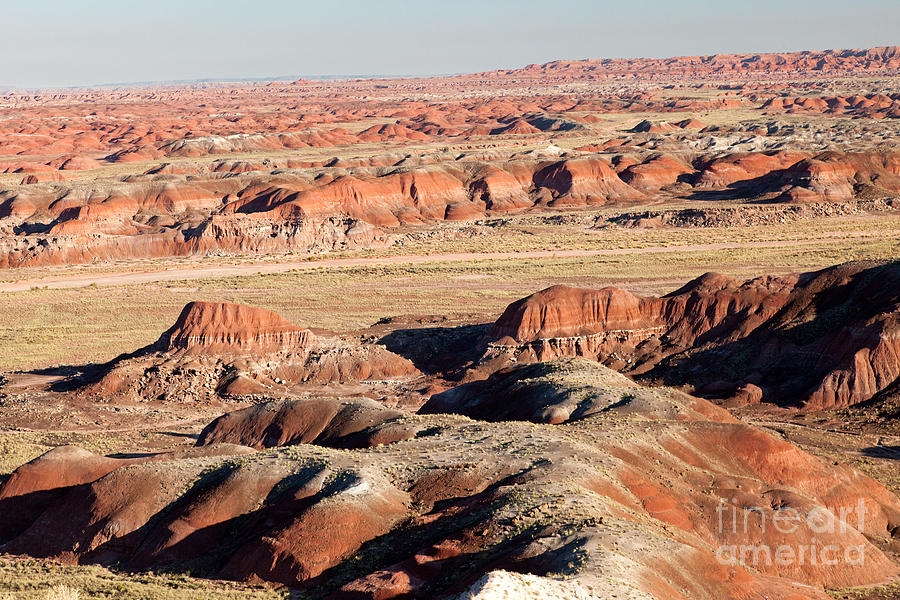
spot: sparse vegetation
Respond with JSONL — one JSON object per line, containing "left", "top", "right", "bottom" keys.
{"left": 44, "top": 585, "right": 79, "bottom": 600}
{"left": 1, "top": 214, "right": 897, "bottom": 372}
{"left": 0, "top": 558, "right": 286, "bottom": 600}
{"left": 828, "top": 581, "right": 900, "bottom": 600}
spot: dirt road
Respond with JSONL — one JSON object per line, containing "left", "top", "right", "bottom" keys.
{"left": 0, "top": 236, "right": 883, "bottom": 292}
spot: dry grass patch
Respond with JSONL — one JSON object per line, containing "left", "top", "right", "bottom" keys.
{"left": 0, "top": 557, "right": 285, "bottom": 600}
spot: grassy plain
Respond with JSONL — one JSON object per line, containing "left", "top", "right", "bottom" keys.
{"left": 1, "top": 210, "right": 898, "bottom": 372}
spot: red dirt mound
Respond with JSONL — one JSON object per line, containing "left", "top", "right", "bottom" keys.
{"left": 619, "top": 154, "right": 695, "bottom": 191}
{"left": 79, "top": 301, "right": 419, "bottom": 402}
{"left": 0, "top": 446, "right": 128, "bottom": 498}
{"left": 488, "top": 284, "right": 655, "bottom": 345}
{"left": 47, "top": 155, "right": 102, "bottom": 171}
{"left": 0, "top": 443, "right": 253, "bottom": 544}
{"left": 532, "top": 157, "right": 645, "bottom": 205}
{"left": 158, "top": 301, "right": 314, "bottom": 354}
{"left": 196, "top": 397, "right": 427, "bottom": 449}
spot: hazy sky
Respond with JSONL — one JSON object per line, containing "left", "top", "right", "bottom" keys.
{"left": 4, "top": 0, "right": 898, "bottom": 88}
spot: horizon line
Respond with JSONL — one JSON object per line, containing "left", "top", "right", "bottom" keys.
{"left": 2, "top": 43, "right": 896, "bottom": 92}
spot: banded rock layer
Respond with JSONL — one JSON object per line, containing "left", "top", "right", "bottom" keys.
{"left": 81, "top": 301, "right": 418, "bottom": 402}
{"left": 484, "top": 261, "right": 900, "bottom": 409}
{"left": 2, "top": 150, "right": 899, "bottom": 267}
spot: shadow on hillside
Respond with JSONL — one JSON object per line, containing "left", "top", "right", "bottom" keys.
{"left": 683, "top": 188, "right": 748, "bottom": 202}
{"left": 154, "top": 430, "right": 200, "bottom": 440}
{"left": 13, "top": 222, "right": 54, "bottom": 235}
{"left": 24, "top": 365, "right": 87, "bottom": 378}
{"left": 43, "top": 363, "right": 109, "bottom": 392}
{"left": 379, "top": 323, "right": 489, "bottom": 376}
{"left": 861, "top": 446, "right": 900, "bottom": 460}
{"left": 5, "top": 364, "right": 107, "bottom": 393}
{"left": 26, "top": 349, "right": 144, "bottom": 393}
{"left": 681, "top": 164, "right": 800, "bottom": 203}
{"left": 107, "top": 451, "right": 164, "bottom": 459}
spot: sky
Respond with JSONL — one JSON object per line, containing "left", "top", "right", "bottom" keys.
{"left": 3, "top": 0, "right": 899, "bottom": 88}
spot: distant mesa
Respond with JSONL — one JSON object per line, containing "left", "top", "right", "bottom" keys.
{"left": 483, "top": 46, "right": 900, "bottom": 81}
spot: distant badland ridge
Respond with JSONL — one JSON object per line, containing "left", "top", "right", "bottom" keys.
{"left": 3, "top": 45, "right": 898, "bottom": 91}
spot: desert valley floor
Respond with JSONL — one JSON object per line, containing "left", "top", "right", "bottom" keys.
{"left": 0, "top": 47, "right": 900, "bottom": 599}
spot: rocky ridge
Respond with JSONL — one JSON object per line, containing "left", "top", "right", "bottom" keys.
{"left": 483, "top": 261, "right": 900, "bottom": 409}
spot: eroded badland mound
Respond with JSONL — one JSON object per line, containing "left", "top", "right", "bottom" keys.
{"left": 3, "top": 359, "right": 898, "bottom": 599}
{"left": 195, "top": 396, "right": 417, "bottom": 450}
{"left": 159, "top": 301, "right": 313, "bottom": 354}
{"left": 82, "top": 301, "right": 418, "bottom": 402}
{"left": 484, "top": 261, "right": 900, "bottom": 410}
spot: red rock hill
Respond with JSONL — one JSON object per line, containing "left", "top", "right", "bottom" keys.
{"left": 158, "top": 301, "right": 314, "bottom": 354}
{"left": 485, "top": 261, "right": 900, "bottom": 409}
